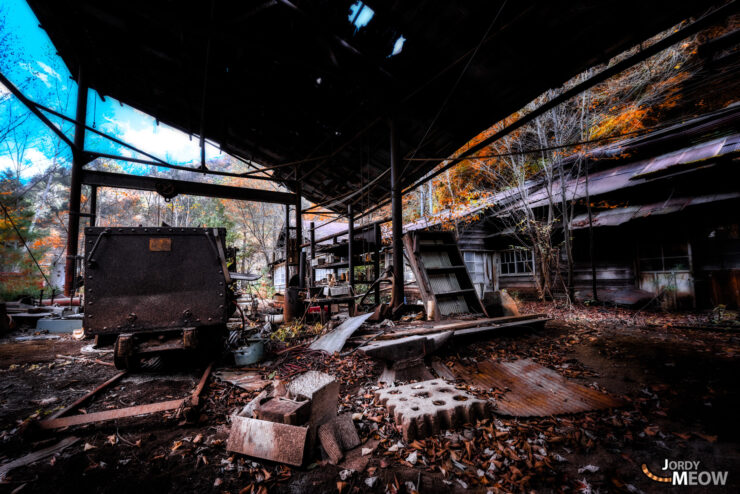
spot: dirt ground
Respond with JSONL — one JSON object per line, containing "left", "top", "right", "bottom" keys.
{"left": 0, "top": 302, "right": 738, "bottom": 493}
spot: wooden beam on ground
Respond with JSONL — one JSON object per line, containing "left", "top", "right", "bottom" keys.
{"left": 45, "top": 371, "right": 127, "bottom": 421}
{"left": 38, "top": 364, "right": 214, "bottom": 430}
{"left": 375, "top": 314, "right": 548, "bottom": 340}
{"left": 80, "top": 170, "right": 296, "bottom": 205}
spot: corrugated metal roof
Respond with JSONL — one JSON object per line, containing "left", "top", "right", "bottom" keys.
{"left": 569, "top": 192, "right": 740, "bottom": 229}
{"left": 402, "top": 107, "right": 740, "bottom": 233}
{"left": 450, "top": 359, "right": 624, "bottom": 417}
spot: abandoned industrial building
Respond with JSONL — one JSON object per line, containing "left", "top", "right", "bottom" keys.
{"left": 0, "top": 1, "right": 738, "bottom": 493}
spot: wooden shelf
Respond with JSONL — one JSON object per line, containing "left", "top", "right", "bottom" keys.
{"left": 316, "top": 260, "right": 375, "bottom": 270}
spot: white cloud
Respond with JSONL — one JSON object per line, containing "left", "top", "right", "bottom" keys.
{"left": 0, "top": 146, "right": 58, "bottom": 181}
{"left": 36, "top": 61, "right": 61, "bottom": 81}
{"left": 101, "top": 113, "right": 222, "bottom": 165}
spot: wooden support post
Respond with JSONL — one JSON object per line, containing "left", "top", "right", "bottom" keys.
{"left": 284, "top": 204, "right": 293, "bottom": 322}
{"left": 89, "top": 185, "right": 98, "bottom": 227}
{"left": 348, "top": 203, "right": 355, "bottom": 291}
{"left": 284, "top": 204, "right": 291, "bottom": 283}
{"left": 64, "top": 68, "right": 88, "bottom": 296}
{"left": 295, "top": 176, "right": 303, "bottom": 287}
{"left": 374, "top": 223, "right": 381, "bottom": 305}
{"left": 390, "top": 119, "right": 404, "bottom": 308}
{"left": 332, "top": 237, "right": 338, "bottom": 282}
{"left": 310, "top": 221, "right": 316, "bottom": 287}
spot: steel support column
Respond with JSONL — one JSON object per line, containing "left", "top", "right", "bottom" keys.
{"left": 64, "top": 68, "right": 88, "bottom": 296}
{"left": 283, "top": 203, "right": 293, "bottom": 322}
{"left": 309, "top": 221, "right": 316, "bottom": 287}
{"left": 374, "top": 223, "right": 381, "bottom": 305}
{"left": 390, "top": 119, "right": 404, "bottom": 308}
{"left": 295, "top": 177, "right": 303, "bottom": 286}
{"left": 284, "top": 204, "right": 291, "bottom": 282}
{"left": 347, "top": 203, "right": 355, "bottom": 291}
{"left": 89, "top": 185, "right": 98, "bottom": 227}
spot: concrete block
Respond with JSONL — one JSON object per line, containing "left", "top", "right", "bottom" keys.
{"left": 286, "top": 371, "right": 339, "bottom": 428}
{"left": 375, "top": 380, "right": 490, "bottom": 441}
{"left": 227, "top": 416, "right": 308, "bottom": 466}
{"left": 255, "top": 397, "right": 310, "bottom": 425}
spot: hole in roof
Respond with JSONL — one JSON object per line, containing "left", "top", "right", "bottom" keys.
{"left": 389, "top": 35, "right": 406, "bottom": 57}
{"left": 348, "top": 1, "right": 374, "bottom": 33}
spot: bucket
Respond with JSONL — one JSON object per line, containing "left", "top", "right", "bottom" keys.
{"left": 233, "top": 338, "right": 265, "bottom": 366}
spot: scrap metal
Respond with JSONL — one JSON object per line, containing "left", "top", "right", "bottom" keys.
{"left": 450, "top": 359, "right": 624, "bottom": 417}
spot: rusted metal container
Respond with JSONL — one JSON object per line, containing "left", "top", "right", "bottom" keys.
{"left": 84, "top": 226, "right": 230, "bottom": 335}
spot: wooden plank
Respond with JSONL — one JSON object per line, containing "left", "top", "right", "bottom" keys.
{"left": 0, "top": 437, "right": 80, "bottom": 481}
{"left": 376, "top": 314, "right": 548, "bottom": 340}
{"left": 39, "top": 399, "right": 184, "bottom": 429}
{"left": 45, "top": 371, "right": 127, "bottom": 421}
{"left": 403, "top": 234, "right": 438, "bottom": 319}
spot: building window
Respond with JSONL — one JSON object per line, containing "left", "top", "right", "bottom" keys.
{"left": 638, "top": 242, "right": 690, "bottom": 272}
{"left": 274, "top": 265, "right": 286, "bottom": 288}
{"left": 498, "top": 249, "right": 534, "bottom": 276}
{"left": 463, "top": 251, "right": 485, "bottom": 285}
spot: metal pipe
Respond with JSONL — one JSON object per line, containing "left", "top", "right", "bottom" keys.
{"left": 64, "top": 68, "right": 88, "bottom": 297}
{"left": 348, "top": 203, "right": 355, "bottom": 290}
{"left": 390, "top": 118, "right": 404, "bottom": 308}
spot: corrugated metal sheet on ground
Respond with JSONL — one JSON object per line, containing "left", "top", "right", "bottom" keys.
{"left": 450, "top": 359, "right": 624, "bottom": 416}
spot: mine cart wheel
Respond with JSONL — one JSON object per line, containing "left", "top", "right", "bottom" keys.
{"left": 113, "top": 352, "right": 139, "bottom": 370}
{"left": 139, "top": 355, "right": 164, "bottom": 372}
{"left": 113, "top": 334, "right": 139, "bottom": 370}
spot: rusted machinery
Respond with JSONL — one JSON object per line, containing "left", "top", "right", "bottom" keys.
{"left": 83, "top": 226, "right": 237, "bottom": 370}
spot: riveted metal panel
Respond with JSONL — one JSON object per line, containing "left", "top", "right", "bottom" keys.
{"left": 84, "top": 227, "right": 228, "bottom": 335}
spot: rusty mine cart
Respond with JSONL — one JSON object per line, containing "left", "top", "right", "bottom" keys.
{"left": 83, "top": 226, "right": 238, "bottom": 370}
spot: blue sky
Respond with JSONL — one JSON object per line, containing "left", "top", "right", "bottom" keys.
{"left": 0, "top": 0, "right": 222, "bottom": 183}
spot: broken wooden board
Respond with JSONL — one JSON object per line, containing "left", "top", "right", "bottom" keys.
{"left": 374, "top": 314, "right": 546, "bottom": 340}
{"left": 450, "top": 359, "right": 624, "bottom": 417}
{"left": 227, "top": 416, "right": 308, "bottom": 466}
{"left": 309, "top": 312, "right": 373, "bottom": 353}
{"left": 0, "top": 436, "right": 79, "bottom": 481}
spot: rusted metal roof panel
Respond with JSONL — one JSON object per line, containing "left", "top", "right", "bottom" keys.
{"left": 450, "top": 359, "right": 623, "bottom": 417}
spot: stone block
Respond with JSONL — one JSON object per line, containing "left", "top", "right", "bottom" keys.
{"left": 286, "top": 371, "right": 339, "bottom": 428}
{"left": 374, "top": 380, "right": 490, "bottom": 441}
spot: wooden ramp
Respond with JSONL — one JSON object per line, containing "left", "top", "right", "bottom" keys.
{"left": 404, "top": 231, "right": 486, "bottom": 320}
